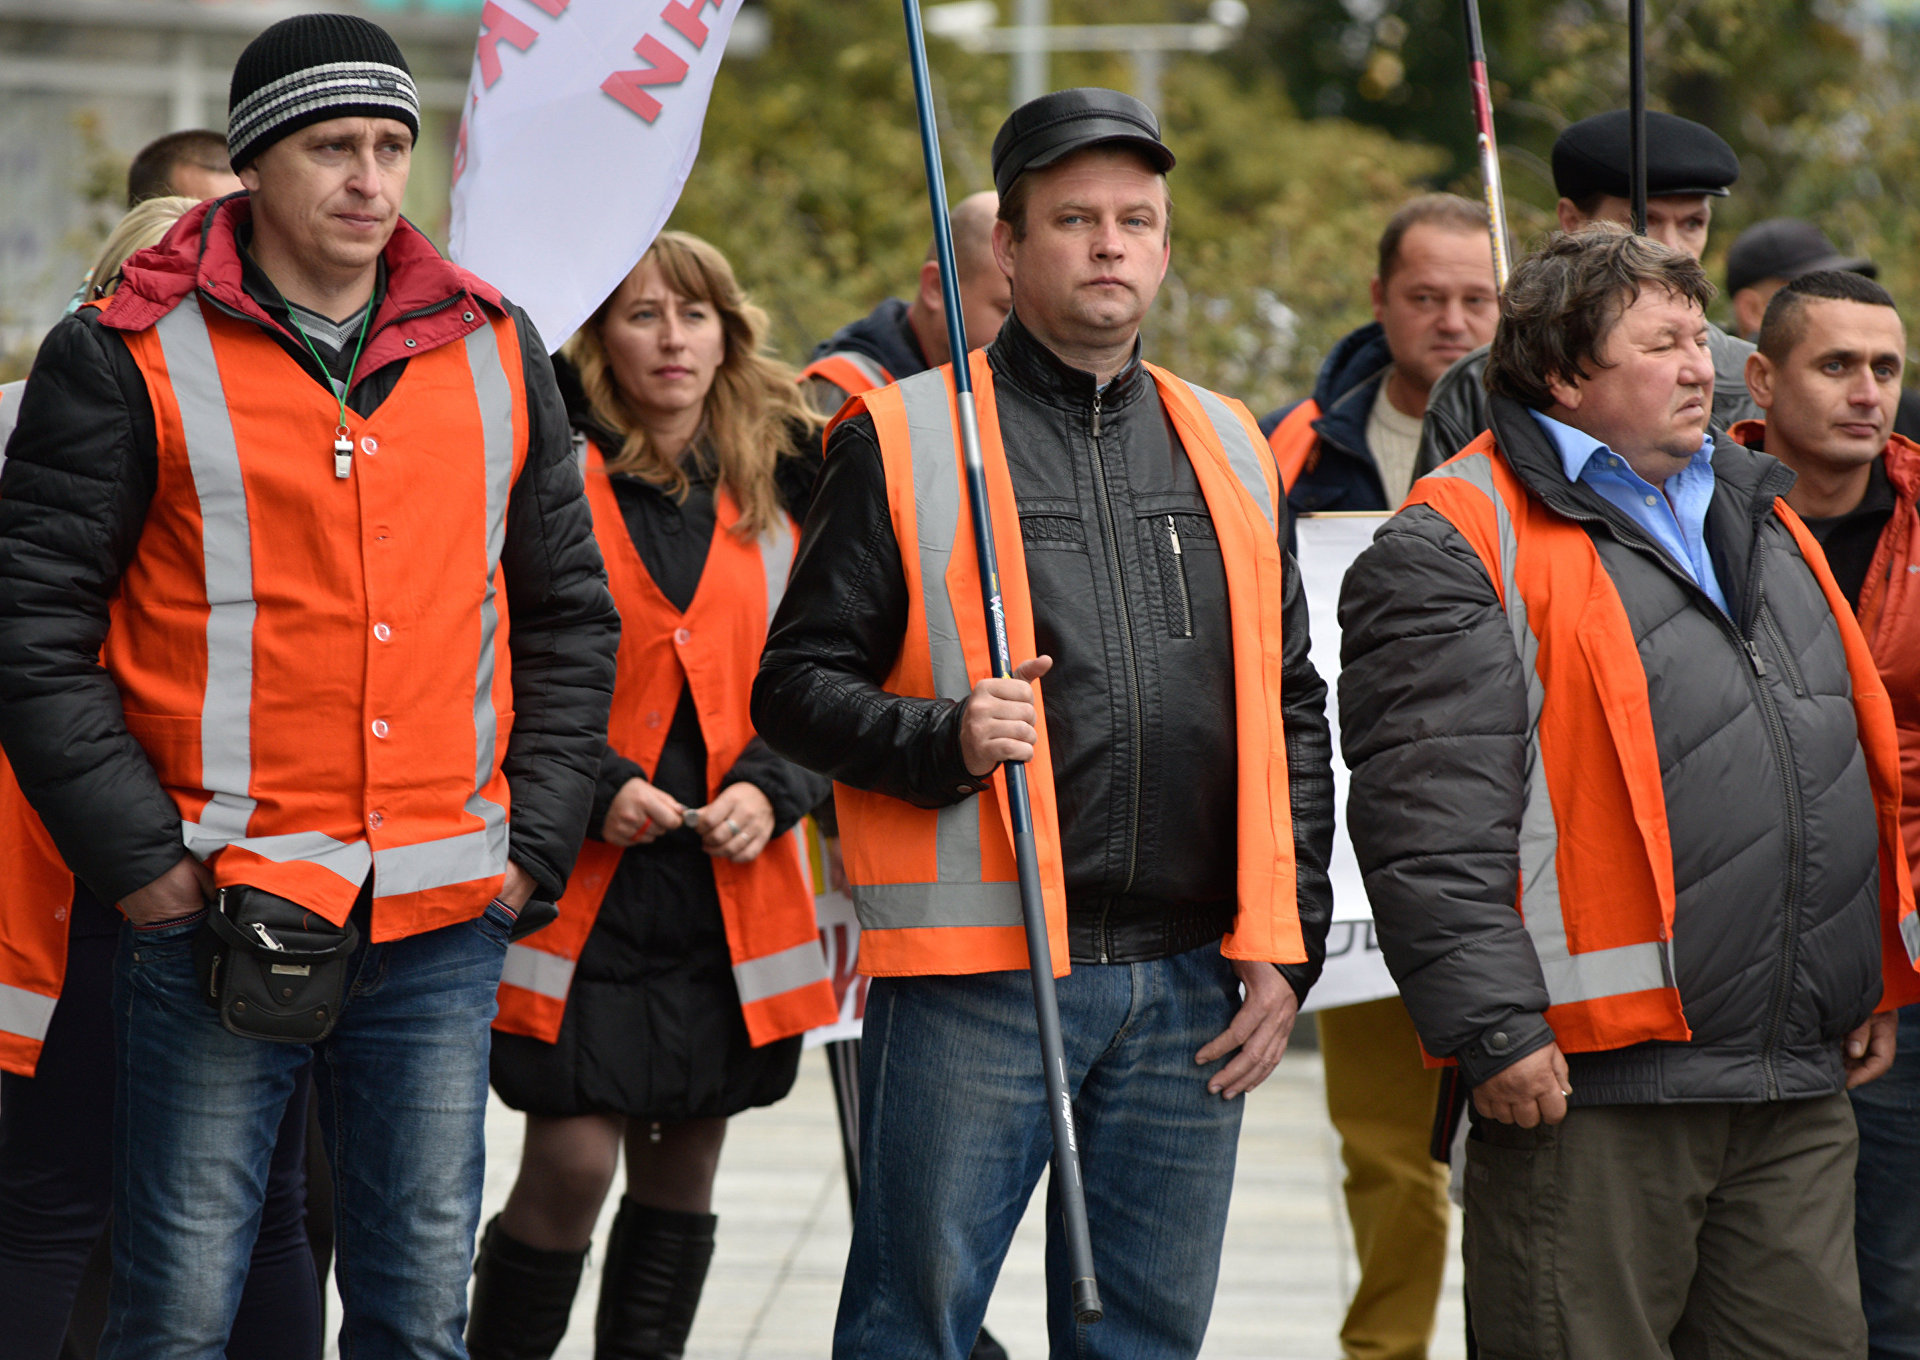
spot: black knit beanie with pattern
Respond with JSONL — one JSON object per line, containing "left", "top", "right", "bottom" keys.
{"left": 227, "top": 13, "right": 420, "bottom": 169}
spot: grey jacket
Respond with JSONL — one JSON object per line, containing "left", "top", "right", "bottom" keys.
{"left": 1339, "top": 394, "right": 1884, "bottom": 1104}
{"left": 1413, "top": 322, "right": 1762, "bottom": 479}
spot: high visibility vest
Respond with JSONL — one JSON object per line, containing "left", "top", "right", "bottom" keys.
{"left": 1267, "top": 399, "right": 1321, "bottom": 495}
{"left": 833, "top": 351, "right": 1303, "bottom": 978}
{"left": 1406, "top": 435, "right": 1916, "bottom": 1053}
{"left": 110, "top": 293, "right": 530, "bottom": 936}
{"left": 493, "top": 442, "right": 835, "bottom": 1047}
{"left": 0, "top": 749, "right": 73, "bottom": 1077}
{"left": 801, "top": 352, "right": 892, "bottom": 402}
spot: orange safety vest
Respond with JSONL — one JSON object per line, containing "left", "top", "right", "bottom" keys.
{"left": 111, "top": 293, "right": 530, "bottom": 938}
{"left": 801, "top": 352, "right": 892, "bottom": 402}
{"left": 493, "top": 442, "right": 836, "bottom": 1047}
{"left": 833, "top": 351, "right": 1302, "bottom": 978}
{"left": 1267, "top": 399, "right": 1321, "bottom": 495}
{"left": 0, "top": 751, "right": 73, "bottom": 1077}
{"left": 1406, "top": 435, "right": 1916, "bottom": 1053}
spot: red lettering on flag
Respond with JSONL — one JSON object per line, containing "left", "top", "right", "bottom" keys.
{"left": 521, "top": 0, "right": 571, "bottom": 16}
{"left": 476, "top": 1, "right": 539, "bottom": 90}
{"left": 660, "top": 0, "right": 721, "bottom": 47}
{"left": 599, "top": 33, "right": 689, "bottom": 123}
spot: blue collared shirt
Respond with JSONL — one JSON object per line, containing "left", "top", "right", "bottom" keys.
{"left": 1528, "top": 410, "right": 1728, "bottom": 614}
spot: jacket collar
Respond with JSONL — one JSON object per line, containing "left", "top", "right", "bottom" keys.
{"left": 100, "top": 193, "right": 508, "bottom": 382}
{"left": 1732, "top": 419, "right": 1920, "bottom": 508}
{"left": 1306, "top": 319, "right": 1394, "bottom": 468}
{"left": 986, "top": 309, "right": 1149, "bottom": 415}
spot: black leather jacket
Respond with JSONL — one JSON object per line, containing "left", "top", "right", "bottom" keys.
{"left": 753, "top": 314, "right": 1335, "bottom": 995}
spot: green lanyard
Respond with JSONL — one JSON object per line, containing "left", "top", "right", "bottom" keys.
{"left": 283, "top": 298, "right": 375, "bottom": 479}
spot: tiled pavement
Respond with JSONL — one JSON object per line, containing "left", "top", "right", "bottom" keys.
{"left": 436, "top": 1034, "right": 1469, "bottom": 1360}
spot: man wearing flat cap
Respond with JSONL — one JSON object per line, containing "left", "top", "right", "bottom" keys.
{"left": 756, "top": 87, "right": 1334, "bottom": 1359}
{"left": 1726, "top": 217, "right": 1877, "bottom": 341}
{"left": 1415, "top": 109, "right": 1763, "bottom": 477}
{"left": 0, "top": 12, "right": 617, "bottom": 1354}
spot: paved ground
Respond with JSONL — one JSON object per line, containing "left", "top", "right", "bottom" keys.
{"left": 421, "top": 1028, "right": 1468, "bottom": 1360}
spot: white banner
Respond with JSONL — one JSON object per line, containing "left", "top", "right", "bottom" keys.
{"left": 804, "top": 887, "right": 870, "bottom": 1050}
{"left": 448, "top": 0, "right": 744, "bottom": 350}
{"left": 1294, "top": 512, "right": 1398, "bottom": 1013}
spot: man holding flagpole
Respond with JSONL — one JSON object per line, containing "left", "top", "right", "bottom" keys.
{"left": 754, "top": 88, "right": 1335, "bottom": 1360}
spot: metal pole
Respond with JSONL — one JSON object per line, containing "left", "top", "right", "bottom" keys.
{"left": 1628, "top": 0, "right": 1647, "bottom": 235}
{"left": 1013, "top": 0, "right": 1049, "bottom": 107}
{"left": 1459, "top": 0, "right": 1511, "bottom": 288}
{"left": 900, "top": 0, "right": 1103, "bottom": 1328}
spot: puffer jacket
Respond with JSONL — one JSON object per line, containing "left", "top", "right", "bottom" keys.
{"left": 1413, "top": 322, "right": 1762, "bottom": 479}
{"left": 1341, "top": 393, "right": 1886, "bottom": 1103}
{"left": 754, "top": 312, "right": 1336, "bottom": 993}
{"left": 1258, "top": 320, "right": 1394, "bottom": 514}
{"left": 0, "top": 194, "right": 619, "bottom": 909}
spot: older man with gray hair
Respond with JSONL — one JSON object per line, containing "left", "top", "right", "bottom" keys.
{"left": 1339, "top": 224, "right": 1915, "bottom": 1358}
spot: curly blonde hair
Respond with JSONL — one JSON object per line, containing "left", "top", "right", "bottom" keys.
{"left": 563, "top": 231, "right": 821, "bottom": 539}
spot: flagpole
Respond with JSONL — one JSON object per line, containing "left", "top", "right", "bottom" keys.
{"left": 1460, "top": 0, "right": 1512, "bottom": 288}
{"left": 899, "top": 0, "right": 1104, "bottom": 1328}
{"left": 1628, "top": 0, "right": 1647, "bottom": 234}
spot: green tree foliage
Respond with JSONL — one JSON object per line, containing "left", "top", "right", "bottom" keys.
{"left": 668, "top": 0, "right": 1440, "bottom": 412}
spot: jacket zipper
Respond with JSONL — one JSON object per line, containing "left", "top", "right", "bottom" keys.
{"left": 1086, "top": 390, "right": 1144, "bottom": 908}
{"left": 1552, "top": 498, "right": 1804, "bottom": 1099}
{"left": 1758, "top": 600, "right": 1808, "bottom": 698}
{"left": 1166, "top": 514, "right": 1193, "bottom": 637}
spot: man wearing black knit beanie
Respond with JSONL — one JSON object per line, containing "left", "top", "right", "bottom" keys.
{"left": 0, "top": 13, "right": 618, "bottom": 1358}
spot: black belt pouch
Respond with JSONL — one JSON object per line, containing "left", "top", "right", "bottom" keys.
{"left": 193, "top": 885, "right": 360, "bottom": 1043}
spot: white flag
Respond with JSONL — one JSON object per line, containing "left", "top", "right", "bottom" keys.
{"left": 448, "top": 0, "right": 744, "bottom": 351}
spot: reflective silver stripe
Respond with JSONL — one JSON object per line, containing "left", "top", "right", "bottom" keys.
{"left": 501, "top": 943, "right": 574, "bottom": 1000}
{"left": 0, "top": 378, "right": 25, "bottom": 471}
{"left": 1424, "top": 454, "right": 1674, "bottom": 1006}
{"left": 758, "top": 516, "right": 795, "bottom": 627}
{"left": 733, "top": 939, "right": 830, "bottom": 1005}
{"left": 821, "top": 352, "right": 888, "bottom": 391}
{"left": 0, "top": 982, "right": 57, "bottom": 1043}
{"left": 154, "top": 296, "right": 260, "bottom": 845}
{"left": 1177, "top": 379, "right": 1275, "bottom": 534}
{"left": 419, "top": 318, "right": 516, "bottom": 895}
{"left": 183, "top": 823, "right": 373, "bottom": 887}
{"left": 1903, "top": 910, "right": 1920, "bottom": 966}
{"left": 852, "top": 881, "right": 1024, "bottom": 930}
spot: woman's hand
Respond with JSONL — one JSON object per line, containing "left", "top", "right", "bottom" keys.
{"left": 691, "top": 782, "right": 775, "bottom": 863}
{"left": 602, "top": 777, "right": 687, "bottom": 847}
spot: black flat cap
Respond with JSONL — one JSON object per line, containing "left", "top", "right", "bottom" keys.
{"left": 1726, "top": 218, "right": 1876, "bottom": 295}
{"left": 991, "top": 87, "right": 1174, "bottom": 199}
{"left": 1552, "top": 110, "right": 1740, "bottom": 202}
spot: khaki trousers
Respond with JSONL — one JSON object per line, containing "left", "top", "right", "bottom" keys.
{"left": 1464, "top": 1093, "right": 1866, "bottom": 1360}
{"left": 1321, "top": 997, "right": 1451, "bottom": 1360}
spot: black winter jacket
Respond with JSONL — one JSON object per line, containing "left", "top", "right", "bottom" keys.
{"left": 1340, "top": 395, "right": 1885, "bottom": 1103}
{"left": 1258, "top": 321, "right": 1395, "bottom": 515}
{"left": 0, "top": 205, "right": 618, "bottom": 908}
{"left": 754, "top": 313, "right": 1336, "bottom": 993}
{"left": 1413, "top": 322, "right": 1763, "bottom": 479}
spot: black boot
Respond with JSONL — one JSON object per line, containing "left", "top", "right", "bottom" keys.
{"left": 594, "top": 1198, "right": 717, "bottom": 1360}
{"left": 466, "top": 1215, "right": 588, "bottom": 1360}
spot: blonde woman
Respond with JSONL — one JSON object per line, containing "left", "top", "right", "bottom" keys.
{"left": 470, "top": 232, "right": 834, "bottom": 1360}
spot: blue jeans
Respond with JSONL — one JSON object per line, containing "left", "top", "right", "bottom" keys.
{"left": 835, "top": 943, "right": 1247, "bottom": 1360}
{"left": 101, "top": 898, "right": 513, "bottom": 1360}
{"left": 1854, "top": 1002, "right": 1920, "bottom": 1360}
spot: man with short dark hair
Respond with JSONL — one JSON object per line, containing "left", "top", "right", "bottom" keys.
{"left": 1341, "top": 226, "right": 1914, "bottom": 1357}
{"left": 1263, "top": 193, "right": 1496, "bottom": 516}
{"left": 1736, "top": 270, "right": 1920, "bottom": 1360}
{"left": 1416, "top": 110, "right": 1761, "bottom": 476}
{"left": 801, "top": 191, "right": 1010, "bottom": 413}
{"left": 125, "top": 128, "right": 241, "bottom": 206}
{"left": 756, "top": 87, "right": 1334, "bottom": 1360}
{"left": 0, "top": 13, "right": 618, "bottom": 1355}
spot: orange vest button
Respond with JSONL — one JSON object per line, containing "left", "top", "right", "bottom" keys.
{"left": 368, "top": 810, "right": 384, "bottom": 829}
{"left": 371, "top": 719, "right": 390, "bottom": 739}
{"left": 361, "top": 436, "right": 379, "bottom": 455}
{"left": 373, "top": 622, "right": 392, "bottom": 642}
{"left": 674, "top": 627, "right": 692, "bottom": 645}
